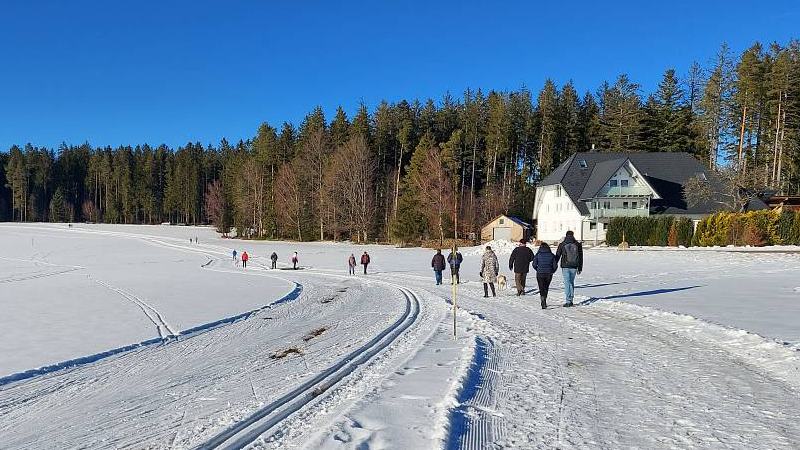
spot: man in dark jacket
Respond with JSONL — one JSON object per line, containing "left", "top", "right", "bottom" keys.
{"left": 447, "top": 247, "right": 463, "bottom": 284}
{"left": 431, "top": 249, "right": 446, "bottom": 285}
{"left": 555, "top": 230, "right": 583, "bottom": 307}
{"left": 361, "top": 251, "right": 371, "bottom": 274}
{"left": 508, "top": 239, "right": 534, "bottom": 296}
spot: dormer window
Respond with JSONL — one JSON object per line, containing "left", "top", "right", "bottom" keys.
{"left": 579, "top": 159, "right": 588, "bottom": 168}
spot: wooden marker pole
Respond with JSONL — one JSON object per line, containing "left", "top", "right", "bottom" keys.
{"left": 452, "top": 243, "right": 457, "bottom": 338}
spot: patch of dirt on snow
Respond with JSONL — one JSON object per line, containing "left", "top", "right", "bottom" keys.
{"left": 303, "top": 327, "right": 328, "bottom": 341}
{"left": 270, "top": 347, "right": 304, "bottom": 359}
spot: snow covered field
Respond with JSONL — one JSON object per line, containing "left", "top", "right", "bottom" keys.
{"left": 1, "top": 223, "right": 799, "bottom": 449}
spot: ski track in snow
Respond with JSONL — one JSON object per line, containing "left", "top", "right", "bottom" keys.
{"left": 92, "top": 277, "right": 177, "bottom": 338}
{"left": 0, "top": 226, "right": 428, "bottom": 449}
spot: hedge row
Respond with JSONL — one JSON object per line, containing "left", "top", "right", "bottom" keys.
{"left": 692, "top": 210, "right": 800, "bottom": 247}
{"left": 606, "top": 216, "right": 694, "bottom": 247}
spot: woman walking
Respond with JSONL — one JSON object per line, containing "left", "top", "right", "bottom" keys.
{"left": 348, "top": 253, "right": 357, "bottom": 275}
{"left": 533, "top": 242, "right": 558, "bottom": 309}
{"left": 480, "top": 246, "right": 499, "bottom": 298}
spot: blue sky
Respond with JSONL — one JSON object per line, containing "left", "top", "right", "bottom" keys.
{"left": 1, "top": 1, "right": 798, "bottom": 150}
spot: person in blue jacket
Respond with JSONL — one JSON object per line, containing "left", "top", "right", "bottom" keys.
{"left": 447, "top": 247, "right": 464, "bottom": 284}
{"left": 533, "top": 242, "right": 559, "bottom": 309}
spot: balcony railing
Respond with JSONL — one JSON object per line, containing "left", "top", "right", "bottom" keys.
{"left": 589, "top": 208, "right": 650, "bottom": 219}
{"left": 598, "top": 186, "right": 653, "bottom": 197}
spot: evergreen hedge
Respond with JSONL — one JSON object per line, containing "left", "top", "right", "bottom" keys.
{"left": 606, "top": 216, "right": 693, "bottom": 247}
{"left": 691, "top": 210, "right": 800, "bottom": 247}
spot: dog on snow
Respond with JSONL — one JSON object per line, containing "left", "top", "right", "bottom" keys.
{"left": 496, "top": 274, "right": 507, "bottom": 291}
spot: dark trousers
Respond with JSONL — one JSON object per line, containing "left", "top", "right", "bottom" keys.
{"left": 242, "top": 260, "right": 247, "bottom": 268}
{"left": 537, "top": 273, "right": 553, "bottom": 306}
{"left": 363, "top": 264, "right": 368, "bottom": 274}
{"left": 271, "top": 261, "right": 277, "bottom": 269}
{"left": 450, "top": 267, "right": 460, "bottom": 284}
{"left": 514, "top": 272, "right": 528, "bottom": 295}
{"left": 483, "top": 283, "right": 496, "bottom": 297}
{"left": 434, "top": 270, "right": 443, "bottom": 285}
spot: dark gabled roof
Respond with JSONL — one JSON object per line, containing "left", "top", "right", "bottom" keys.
{"left": 578, "top": 158, "right": 628, "bottom": 200}
{"left": 506, "top": 215, "right": 532, "bottom": 228}
{"left": 540, "top": 151, "right": 724, "bottom": 215}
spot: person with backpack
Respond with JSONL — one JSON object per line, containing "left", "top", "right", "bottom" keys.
{"left": 291, "top": 252, "right": 299, "bottom": 269}
{"left": 270, "top": 252, "right": 278, "bottom": 269}
{"left": 480, "top": 246, "right": 499, "bottom": 297}
{"left": 431, "top": 249, "right": 446, "bottom": 285}
{"left": 508, "top": 239, "right": 534, "bottom": 296}
{"left": 533, "top": 242, "right": 559, "bottom": 309}
{"left": 555, "top": 230, "right": 583, "bottom": 307}
{"left": 360, "top": 251, "right": 371, "bottom": 274}
{"left": 241, "top": 251, "right": 249, "bottom": 269}
{"left": 348, "top": 253, "right": 357, "bottom": 275}
{"left": 447, "top": 247, "right": 463, "bottom": 284}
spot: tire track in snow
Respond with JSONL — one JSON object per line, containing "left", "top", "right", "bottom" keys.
{"left": 194, "top": 287, "right": 421, "bottom": 450}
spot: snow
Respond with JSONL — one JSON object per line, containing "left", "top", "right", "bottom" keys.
{"left": 466, "top": 239, "right": 532, "bottom": 256}
{"left": 1, "top": 223, "right": 800, "bottom": 449}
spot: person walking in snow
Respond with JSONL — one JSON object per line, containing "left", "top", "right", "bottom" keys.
{"left": 360, "top": 251, "right": 371, "bottom": 274}
{"left": 431, "top": 249, "right": 446, "bottom": 285}
{"left": 291, "top": 252, "right": 299, "bottom": 270}
{"left": 533, "top": 242, "right": 559, "bottom": 309}
{"left": 232, "top": 249, "right": 237, "bottom": 261}
{"left": 348, "top": 253, "right": 357, "bottom": 275}
{"left": 555, "top": 230, "right": 583, "bottom": 307}
{"left": 241, "top": 251, "right": 249, "bottom": 269}
{"left": 509, "top": 239, "right": 534, "bottom": 296}
{"left": 270, "top": 252, "right": 278, "bottom": 269}
{"left": 447, "top": 246, "right": 463, "bottom": 284}
{"left": 480, "top": 246, "right": 499, "bottom": 297}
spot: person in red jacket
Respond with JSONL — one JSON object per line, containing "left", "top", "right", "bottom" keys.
{"left": 360, "top": 251, "right": 371, "bottom": 274}
{"left": 241, "top": 251, "right": 249, "bottom": 269}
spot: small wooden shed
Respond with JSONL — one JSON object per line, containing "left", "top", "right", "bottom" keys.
{"left": 481, "top": 215, "right": 532, "bottom": 242}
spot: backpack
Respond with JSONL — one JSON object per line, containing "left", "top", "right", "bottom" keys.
{"left": 562, "top": 242, "right": 579, "bottom": 266}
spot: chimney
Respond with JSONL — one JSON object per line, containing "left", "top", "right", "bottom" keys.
{"left": 590, "top": 143, "right": 596, "bottom": 151}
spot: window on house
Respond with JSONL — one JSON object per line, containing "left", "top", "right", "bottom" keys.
{"left": 600, "top": 223, "right": 605, "bottom": 230}
{"left": 632, "top": 201, "right": 638, "bottom": 209}
{"left": 499, "top": 218, "right": 504, "bottom": 224}
{"left": 621, "top": 179, "right": 629, "bottom": 187}
{"left": 590, "top": 222, "right": 597, "bottom": 230}
{"left": 623, "top": 202, "right": 629, "bottom": 209}
{"left": 609, "top": 180, "right": 618, "bottom": 187}
{"left": 556, "top": 185, "right": 562, "bottom": 197}
{"left": 579, "top": 159, "right": 588, "bottom": 168}
{"left": 603, "top": 201, "right": 611, "bottom": 209}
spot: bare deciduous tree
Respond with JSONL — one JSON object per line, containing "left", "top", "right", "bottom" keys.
{"left": 410, "top": 144, "right": 454, "bottom": 245}
{"left": 683, "top": 166, "right": 772, "bottom": 212}
{"left": 275, "top": 162, "right": 303, "bottom": 241}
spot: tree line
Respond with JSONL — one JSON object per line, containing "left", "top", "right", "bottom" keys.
{"left": 2, "top": 39, "right": 799, "bottom": 243}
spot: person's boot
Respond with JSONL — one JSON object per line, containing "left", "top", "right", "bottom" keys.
{"left": 541, "top": 295, "right": 547, "bottom": 309}
{"left": 483, "top": 284, "right": 489, "bottom": 298}
{"left": 490, "top": 284, "right": 496, "bottom": 297}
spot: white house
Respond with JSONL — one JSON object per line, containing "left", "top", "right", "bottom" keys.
{"left": 533, "top": 152, "right": 731, "bottom": 243}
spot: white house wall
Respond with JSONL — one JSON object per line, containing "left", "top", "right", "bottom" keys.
{"left": 534, "top": 185, "right": 584, "bottom": 242}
